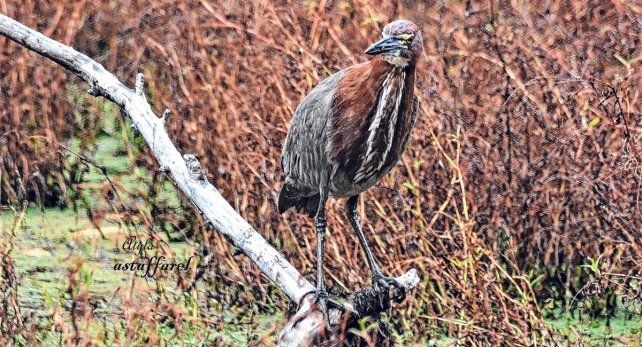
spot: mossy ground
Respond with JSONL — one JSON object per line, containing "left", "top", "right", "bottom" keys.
{"left": 546, "top": 309, "right": 642, "bottom": 346}
{"left": 0, "top": 106, "right": 280, "bottom": 345}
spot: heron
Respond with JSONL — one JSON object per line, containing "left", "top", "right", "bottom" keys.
{"left": 278, "top": 20, "right": 422, "bottom": 313}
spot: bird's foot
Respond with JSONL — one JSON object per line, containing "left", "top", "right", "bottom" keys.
{"left": 372, "top": 273, "right": 400, "bottom": 292}
{"left": 313, "top": 289, "right": 357, "bottom": 321}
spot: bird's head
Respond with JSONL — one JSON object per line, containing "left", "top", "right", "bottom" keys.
{"left": 365, "top": 20, "right": 423, "bottom": 65}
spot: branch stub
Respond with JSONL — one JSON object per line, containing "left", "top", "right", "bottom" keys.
{"left": 135, "top": 73, "right": 145, "bottom": 97}
{"left": 183, "top": 154, "right": 207, "bottom": 182}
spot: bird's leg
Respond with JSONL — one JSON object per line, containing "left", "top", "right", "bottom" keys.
{"left": 313, "top": 174, "right": 355, "bottom": 320}
{"left": 347, "top": 195, "right": 398, "bottom": 291}
{"left": 314, "top": 185, "right": 329, "bottom": 310}
{"left": 313, "top": 173, "right": 336, "bottom": 320}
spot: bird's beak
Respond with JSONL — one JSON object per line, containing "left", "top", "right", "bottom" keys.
{"left": 365, "top": 36, "right": 405, "bottom": 55}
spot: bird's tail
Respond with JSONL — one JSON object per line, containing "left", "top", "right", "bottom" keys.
{"left": 278, "top": 182, "right": 319, "bottom": 218}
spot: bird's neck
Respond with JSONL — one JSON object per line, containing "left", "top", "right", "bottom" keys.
{"left": 371, "top": 55, "right": 416, "bottom": 83}
{"left": 348, "top": 57, "right": 416, "bottom": 182}
{"left": 381, "top": 54, "right": 410, "bottom": 68}
{"left": 370, "top": 56, "right": 416, "bottom": 101}
{"left": 332, "top": 56, "right": 416, "bottom": 121}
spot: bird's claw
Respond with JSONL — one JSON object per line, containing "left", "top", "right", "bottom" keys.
{"left": 372, "top": 273, "right": 399, "bottom": 292}
{"left": 313, "top": 289, "right": 357, "bottom": 320}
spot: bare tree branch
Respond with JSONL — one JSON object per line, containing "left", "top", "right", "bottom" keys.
{"left": 0, "top": 12, "right": 313, "bottom": 305}
{"left": 0, "top": 13, "right": 419, "bottom": 344}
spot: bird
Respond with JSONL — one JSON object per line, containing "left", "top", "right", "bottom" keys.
{"left": 278, "top": 19, "right": 422, "bottom": 313}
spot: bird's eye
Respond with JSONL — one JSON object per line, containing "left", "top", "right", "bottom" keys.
{"left": 398, "top": 34, "right": 413, "bottom": 43}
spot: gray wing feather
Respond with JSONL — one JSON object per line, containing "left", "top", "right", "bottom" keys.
{"left": 281, "top": 70, "right": 345, "bottom": 193}
{"left": 400, "top": 96, "right": 419, "bottom": 150}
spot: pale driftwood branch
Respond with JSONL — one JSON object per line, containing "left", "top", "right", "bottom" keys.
{"left": 0, "top": 13, "right": 420, "bottom": 344}
{"left": 0, "top": 13, "right": 313, "bottom": 304}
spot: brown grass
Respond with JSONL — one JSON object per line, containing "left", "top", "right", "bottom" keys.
{"left": 1, "top": 0, "right": 641, "bottom": 344}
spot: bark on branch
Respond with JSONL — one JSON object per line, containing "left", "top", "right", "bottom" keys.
{"left": 0, "top": 13, "right": 419, "bottom": 344}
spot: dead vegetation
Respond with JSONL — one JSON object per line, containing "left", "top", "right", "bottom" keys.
{"left": 1, "top": 0, "right": 641, "bottom": 345}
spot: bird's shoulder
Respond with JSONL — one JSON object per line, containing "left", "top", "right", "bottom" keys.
{"left": 280, "top": 60, "right": 391, "bottom": 180}
{"left": 283, "top": 70, "right": 347, "bottom": 152}
{"left": 292, "top": 69, "right": 346, "bottom": 119}
{"left": 289, "top": 60, "right": 382, "bottom": 126}
{"left": 280, "top": 69, "right": 348, "bottom": 180}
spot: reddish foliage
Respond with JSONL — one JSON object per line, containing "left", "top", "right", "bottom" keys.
{"left": 2, "top": 0, "right": 641, "bottom": 344}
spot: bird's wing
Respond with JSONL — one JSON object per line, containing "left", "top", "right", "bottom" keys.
{"left": 281, "top": 70, "right": 346, "bottom": 191}
{"left": 398, "top": 96, "right": 419, "bottom": 152}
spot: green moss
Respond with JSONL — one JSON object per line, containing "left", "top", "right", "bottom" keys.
{"left": 546, "top": 308, "right": 642, "bottom": 345}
